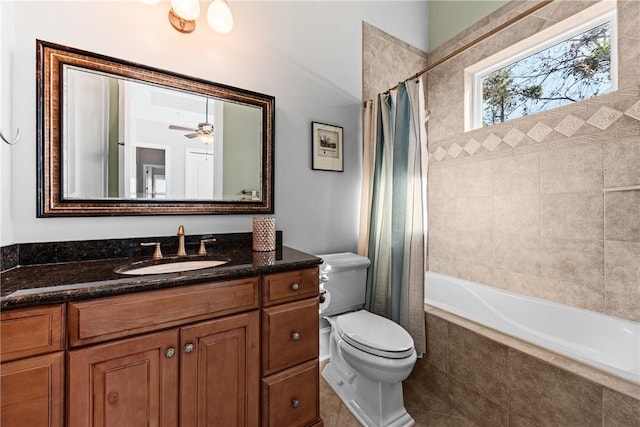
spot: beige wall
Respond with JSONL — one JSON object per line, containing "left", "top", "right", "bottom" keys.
{"left": 426, "top": 0, "right": 640, "bottom": 322}
{"left": 1, "top": 1, "right": 429, "bottom": 253}
{"left": 362, "top": 22, "right": 428, "bottom": 102}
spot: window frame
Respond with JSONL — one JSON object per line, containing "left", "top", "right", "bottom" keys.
{"left": 464, "top": 0, "right": 618, "bottom": 131}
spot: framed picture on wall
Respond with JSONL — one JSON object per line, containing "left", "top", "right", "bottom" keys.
{"left": 311, "top": 122, "right": 344, "bottom": 172}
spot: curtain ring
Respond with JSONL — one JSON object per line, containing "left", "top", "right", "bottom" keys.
{"left": 1, "top": 128, "right": 21, "bottom": 145}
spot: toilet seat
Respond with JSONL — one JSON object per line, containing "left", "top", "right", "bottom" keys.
{"left": 335, "top": 310, "right": 414, "bottom": 359}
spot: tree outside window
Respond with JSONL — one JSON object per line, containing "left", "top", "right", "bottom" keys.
{"left": 481, "top": 21, "right": 613, "bottom": 126}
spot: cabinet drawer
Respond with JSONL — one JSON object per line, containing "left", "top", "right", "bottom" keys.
{"left": 262, "top": 268, "right": 319, "bottom": 306}
{"left": 0, "top": 305, "right": 64, "bottom": 362}
{"left": 68, "top": 276, "right": 259, "bottom": 347}
{"left": 262, "top": 298, "right": 319, "bottom": 375}
{"left": 261, "top": 359, "right": 320, "bottom": 427}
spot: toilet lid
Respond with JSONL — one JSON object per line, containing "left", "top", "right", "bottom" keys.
{"left": 335, "top": 311, "right": 415, "bottom": 359}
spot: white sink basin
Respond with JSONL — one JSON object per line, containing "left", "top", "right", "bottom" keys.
{"left": 118, "top": 260, "right": 228, "bottom": 275}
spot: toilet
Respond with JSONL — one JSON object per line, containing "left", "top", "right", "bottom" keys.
{"left": 318, "top": 253, "right": 417, "bottom": 427}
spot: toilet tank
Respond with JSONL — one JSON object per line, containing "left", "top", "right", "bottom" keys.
{"left": 317, "top": 252, "right": 371, "bottom": 317}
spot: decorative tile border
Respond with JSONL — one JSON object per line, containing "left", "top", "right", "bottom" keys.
{"left": 429, "top": 88, "right": 640, "bottom": 163}
{"left": 626, "top": 99, "right": 640, "bottom": 121}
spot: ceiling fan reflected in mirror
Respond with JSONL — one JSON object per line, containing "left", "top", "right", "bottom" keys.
{"left": 169, "top": 97, "right": 214, "bottom": 144}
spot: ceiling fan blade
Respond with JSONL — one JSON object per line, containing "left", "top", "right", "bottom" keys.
{"left": 169, "top": 125, "right": 195, "bottom": 132}
{"left": 185, "top": 133, "right": 199, "bottom": 139}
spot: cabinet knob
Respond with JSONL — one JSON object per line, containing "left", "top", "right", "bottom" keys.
{"left": 291, "top": 399, "right": 300, "bottom": 409}
{"left": 165, "top": 348, "right": 176, "bottom": 358}
{"left": 291, "top": 332, "right": 300, "bottom": 341}
{"left": 290, "top": 283, "right": 299, "bottom": 291}
{"left": 184, "top": 343, "right": 195, "bottom": 354}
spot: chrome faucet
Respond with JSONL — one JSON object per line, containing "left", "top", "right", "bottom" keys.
{"left": 177, "top": 225, "right": 187, "bottom": 256}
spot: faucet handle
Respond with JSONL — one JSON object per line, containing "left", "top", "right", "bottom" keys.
{"left": 176, "top": 225, "right": 187, "bottom": 257}
{"left": 141, "top": 242, "right": 163, "bottom": 259}
{"left": 198, "top": 238, "right": 217, "bottom": 256}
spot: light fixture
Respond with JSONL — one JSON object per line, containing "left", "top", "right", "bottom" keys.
{"left": 168, "top": 0, "right": 200, "bottom": 33}
{"left": 168, "top": 98, "right": 214, "bottom": 145}
{"left": 198, "top": 99, "right": 214, "bottom": 144}
{"left": 139, "top": 0, "right": 233, "bottom": 34}
{"left": 207, "top": 0, "right": 234, "bottom": 34}
{"left": 198, "top": 126, "right": 214, "bottom": 144}
{"left": 171, "top": 0, "right": 200, "bottom": 20}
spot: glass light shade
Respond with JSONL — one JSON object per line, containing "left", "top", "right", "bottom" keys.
{"left": 171, "top": 0, "right": 200, "bottom": 20}
{"left": 207, "top": 0, "right": 233, "bottom": 34}
{"left": 199, "top": 133, "right": 214, "bottom": 144}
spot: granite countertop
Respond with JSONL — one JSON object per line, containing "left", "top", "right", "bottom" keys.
{"left": 0, "top": 246, "right": 322, "bottom": 310}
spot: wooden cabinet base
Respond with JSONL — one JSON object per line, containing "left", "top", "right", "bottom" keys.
{"left": 0, "top": 352, "right": 64, "bottom": 427}
{"left": 2, "top": 267, "right": 322, "bottom": 427}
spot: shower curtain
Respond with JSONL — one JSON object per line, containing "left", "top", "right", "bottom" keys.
{"left": 359, "top": 78, "right": 428, "bottom": 354}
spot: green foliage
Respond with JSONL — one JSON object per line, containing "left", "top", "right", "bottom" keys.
{"left": 482, "top": 22, "right": 612, "bottom": 126}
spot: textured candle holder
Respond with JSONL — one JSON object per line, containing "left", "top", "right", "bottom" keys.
{"left": 253, "top": 250, "right": 276, "bottom": 266}
{"left": 253, "top": 217, "right": 276, "bottom": 252}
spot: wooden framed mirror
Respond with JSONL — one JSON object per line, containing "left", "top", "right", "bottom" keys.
{"left": 37, "top": 40, "right": 274, "bottom": 216}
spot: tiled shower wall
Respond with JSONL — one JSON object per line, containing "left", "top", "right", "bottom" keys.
{"left": 426, "top": 0, "right": 640, "bottom": 323}
{"left": 362, "top": 22, "right": 428, "bottom": 102}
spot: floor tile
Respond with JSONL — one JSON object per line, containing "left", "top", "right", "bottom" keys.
{"left": 320, "top": 360, "right": 477, "bottom": 427}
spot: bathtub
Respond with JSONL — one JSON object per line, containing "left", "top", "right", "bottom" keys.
{"left": 424, "top": 271, "right": 640, "bottom": 385}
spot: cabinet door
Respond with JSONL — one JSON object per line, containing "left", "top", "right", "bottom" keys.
{"left": 68, "top": 329, "right": 179, "bottom": 427}
{"left": 0, "top": 352, "right": 64, "bottom": 427}
{"left": 180, "top": 311, "right": 260, "bottom": 427}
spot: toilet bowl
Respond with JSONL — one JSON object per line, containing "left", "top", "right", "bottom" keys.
{"left": 318, "top": 253, "right": 417, "bottom": 427}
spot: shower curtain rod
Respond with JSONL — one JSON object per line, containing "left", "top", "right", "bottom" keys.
{"left": 364, "top": 0, "right": 554, "bottom": 106}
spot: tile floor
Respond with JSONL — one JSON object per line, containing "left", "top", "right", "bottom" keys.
{"left": 319, "top": 361, "right": 477, "bottom": 427}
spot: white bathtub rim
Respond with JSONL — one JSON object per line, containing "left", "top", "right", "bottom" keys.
{"left": 425, "top": 303, "right": 640, "bottom": 401}
{"left": 425, "top": 271, "right": 639, "bottom": 380}
{"left": 425, "top": 294, "right": 639, "bottom": 378}
{"left": 426, "top": 271, "right": 640, "bottom": 330}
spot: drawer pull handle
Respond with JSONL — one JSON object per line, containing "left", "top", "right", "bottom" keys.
{"left": 292, "top": 399, "right": 300, "bottom": 409}
{"left": 165, "top": 348, "right": 176, "bottom": 359}
{"left": 291, "top": 332, "right": 300, "bottom": 341}
{"left": 291, "top": 283, "right": 299, "bottom": 291}
{"left": 184, "top": 343, "right": 195, "bottom": 354}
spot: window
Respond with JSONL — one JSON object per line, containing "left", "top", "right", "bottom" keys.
{"left": 465, "top": 1, "right": 617, "bottom": 130}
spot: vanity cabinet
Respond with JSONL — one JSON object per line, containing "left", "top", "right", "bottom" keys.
{"left": 0, "top": 263, "right": 321, "bottom": 427}
{"left": 0, "top": 305, "right": 65, "bottom": 427}
{"left": 261, "top": 268, "right": 322, "bottom": 427}
{"left": 67, "top": 277, "right": 260, "bottom": 427}
{"left": 67, "top": 312, "right": 259, "bottom": 427}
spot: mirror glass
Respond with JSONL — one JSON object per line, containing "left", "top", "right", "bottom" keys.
{"left": 38, "top": 40, "right": 274, "bottom": 216}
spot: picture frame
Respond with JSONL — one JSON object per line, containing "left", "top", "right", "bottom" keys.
{"left": 311, "top": 122, "right": 344, "bottom": 172}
